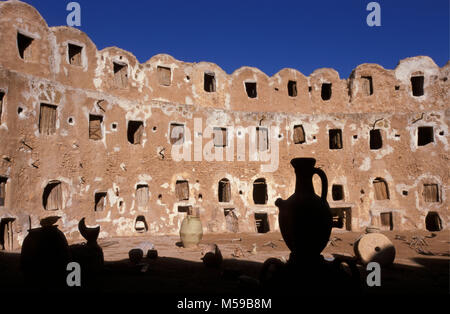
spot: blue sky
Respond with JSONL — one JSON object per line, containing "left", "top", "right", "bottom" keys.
{"left": 22, "top": 0, "right": 449, "bottom": 78}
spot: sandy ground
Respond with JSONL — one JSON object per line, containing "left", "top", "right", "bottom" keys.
{"left": 0, "top": 229, "right": 448, "bottom": 295}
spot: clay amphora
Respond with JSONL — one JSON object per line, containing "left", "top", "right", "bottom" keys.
{"left": 69, "top": 217, "right": 104, "bottom": 273}
{"left": 275, "top": 158, "right": 332, "bottom": 263}
{"left": 180, "top": 215, "right": 203, "bottom": 248}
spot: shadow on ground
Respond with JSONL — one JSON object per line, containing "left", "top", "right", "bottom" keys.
{"left": 0, "top": 250, "right": 448, "bottom": 295}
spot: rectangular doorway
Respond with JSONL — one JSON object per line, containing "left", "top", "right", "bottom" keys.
{"left": 330, "top": 207, "right": 351, "bottom": 231}
{"left": 254, "top": 213, "right": 270, "bottom": 233}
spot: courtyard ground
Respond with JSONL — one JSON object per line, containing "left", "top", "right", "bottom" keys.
{"left": 0, "top": 229, "right": 448, "bottom": 295}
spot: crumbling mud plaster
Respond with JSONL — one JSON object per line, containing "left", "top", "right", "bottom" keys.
{"left": 0, "top": 1, "right": 448, "bottom": 248}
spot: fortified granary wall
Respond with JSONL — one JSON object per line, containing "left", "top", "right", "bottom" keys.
{"left": 0, "top": 1, "right": 448, "bottom": 249}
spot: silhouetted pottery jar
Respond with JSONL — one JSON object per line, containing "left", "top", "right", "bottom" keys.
{"left": 275, "top": 158, "right": 332, "bottom": 263}
{"left": 180, "top": 215, "right": 203, "bottom": 248}
{"left": 21, "top": 225, "right": 71, "bottom": 287}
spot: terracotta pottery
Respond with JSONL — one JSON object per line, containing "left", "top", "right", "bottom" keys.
{"left": 128, "top": 248, "right": 144, "bottom": 264}
{"left": 21, "top": 221, "right": 70, "bottom": 286}
{"left": 69, "top": 217, "right": 104, "bottom": 273}
{"left": 180, "top": 215, "right": 203, "bottom": 248}
{"left": 275, "top": 158, "right": 332, "bottom": 263}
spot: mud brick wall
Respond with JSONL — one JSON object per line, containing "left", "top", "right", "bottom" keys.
{"left": 0, "top": 1, "right": 448, "bottom": 248}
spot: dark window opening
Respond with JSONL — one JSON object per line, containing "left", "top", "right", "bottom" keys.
{"left": 253, "top": 178, "right": 268, "bottom": 205}
{"left": 288, "top": 80, "right": 297, "bottom": 97}
{"left": 176, "top": 180, "right": 189, "bottom": 201}
{"left": 89, "top": 114, "right": 103, "bottom": 140}
{"left": 423, "top": 184, "right": 439, "bottom": 202}
{"left": 43, "top": 181, "right": 62, "bottom": 211}
{"left": 157, "top": 66, "right": 171, "bottom": 86}
{"left": 293, "top": 125, "right": 305, "bottom": 144}
{"left": 135, "top": 215, "right": 148, "bottom": 233}
{"left": 0, "top": 91, "right": 4, "bottom": 124}
{"left": 332, "top": 185, "right": 344, "bottom": 201}
{"left": 418, "top": 126, "right": 433, "bottom": 146}
{"left": 204, "top": 72, "right": 216, "bottom": 92}
{"left": 245, "top": 82, "right": 257, "bottom": 98}
{"left": 218, "top": 178, "right": 231, "bottom": 202}
{"left": 329, "top": 129, "right": 343, "bottom": 149}
{"left": 113, "top": 62, "right": 128, "bottom": 89}
{"left": 127, "top": 120, "right": 144, "bottom": 144}
{"left": 373, "top": 178, "right": 389, "bottom": 200}
{"left": 39, "top": 103, "right": 57, "bottom": 135}
{"left": 94, "top": 192, "right": 107, "bottom": 212}
{"left": 0, "top": 218, "right": 15, "bottom": 251}
{"left": 361, "top": 76, "right": 373, "bottom": 96}
{"left": 402, "top": 191, "right": 408, "bottom": 196}
{"left": 224, "top": 208, "right": 239, "bottom": 233}
{"left": 380, "top": 212, "right": 393, "bottom": 231}
{"left": 213, "top": 127, "right": 227, "bottom": 147}
{"left": 170, "top": 123, "right": 185, "bottom": 145}
{"left": 425, "top": 212, "right": 442, "bottom": 231}
{"left": 0, "top": 177, "right": 7, "bottom": 206}
{"left": 254, "top": 213, "right": 270, "bottom": 233}
{"left": 411, "top": 75, "right": 424, "bottom": 96}
{"left": 17, "top": 32, "right": 34, "bottom": 60}
{"left": 330, "top": 208, "right": 351, "bottom": 231}
{"left": 177, "top": 205, "right": 192, "bottom": 214}
{"left": 68, "top": 43, "right": 82, "bottom": 66}
{"left": 136, "top": 184, "right": 149, "bottom": 208}
{"left": 370, "top": 129, "right": 383, "bottom": 150}
{"left": 395, "top": 85, "right": 400, "bottom": 91}
{"left": 321, "top": 83, "right": 332, "bottom": 100}
{"left": 256, "top": 127, "right": 269, "bottom": 151}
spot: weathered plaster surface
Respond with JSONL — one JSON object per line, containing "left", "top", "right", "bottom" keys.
{"left": 0, "top": 1, "right": 448, "bottom": 248}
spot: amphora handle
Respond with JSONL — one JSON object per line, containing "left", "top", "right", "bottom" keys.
{"left": 313, "top": 168, "right": 328, "bottom": 200}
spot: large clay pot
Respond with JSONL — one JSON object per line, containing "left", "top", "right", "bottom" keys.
{"left": 180, "top": 215, "right": 203, "bottom": 248}
{"left": 21, "top": 224, "right": 71, "bottom": 287}
{"left": 275, "top": 158, "right": 332, "bottom": 263}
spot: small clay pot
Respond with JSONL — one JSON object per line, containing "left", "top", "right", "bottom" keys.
{"left": 147, "top": 249, "right": 158, "bottom": 259}
{"left": 129, "top": 248, "right": 144, "bottom": 264}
